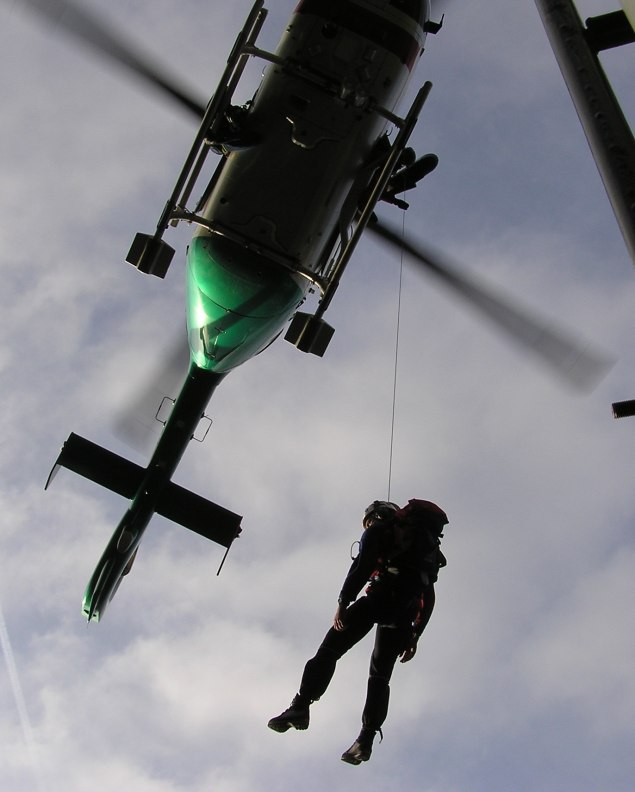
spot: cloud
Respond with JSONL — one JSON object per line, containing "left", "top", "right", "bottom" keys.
{"left": 1, "top": 1, "right": 634, "bottom": 791}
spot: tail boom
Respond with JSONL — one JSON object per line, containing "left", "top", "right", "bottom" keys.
{"left": 46, "top": 365, "right": 242, "bottom": 621}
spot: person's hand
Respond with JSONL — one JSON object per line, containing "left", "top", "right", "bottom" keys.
{"left": 399, "top": 639, "right": 418, "bottom": 663}
{"left": 333, "top": 603, "right": 348, "bottom": 631}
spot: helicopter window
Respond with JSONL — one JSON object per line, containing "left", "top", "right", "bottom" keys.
{"left": 388, "top": 0, "right": 427, "bottom": 26}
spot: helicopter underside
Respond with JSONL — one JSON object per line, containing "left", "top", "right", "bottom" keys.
{"left": 186, "top": 232, "right": 308, "bottom": 373}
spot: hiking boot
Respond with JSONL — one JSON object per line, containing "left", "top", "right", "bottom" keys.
{"left": 267, "top": 694, "right": 310, "bottom": 733}
{"left": 341, "top": 728, "right": 376, "bottom": 765}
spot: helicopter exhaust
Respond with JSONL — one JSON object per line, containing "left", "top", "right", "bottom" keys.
{"left": 382, "top": 153, "right": 439, "bottom": 209}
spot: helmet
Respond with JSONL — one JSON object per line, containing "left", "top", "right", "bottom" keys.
{"left": 363, "top": 500, "right": 399, "bottom": 528}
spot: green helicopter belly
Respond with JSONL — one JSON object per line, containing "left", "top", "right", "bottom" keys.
{"left": 186, "top": 233, "right": 307, "bottom": 373}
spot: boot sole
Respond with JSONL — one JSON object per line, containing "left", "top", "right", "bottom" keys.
{"left": 268, "top": 718, "right": 309, "bottom": 733}
{"left": 341, "top": 750, "right": 371, "bottom": 765}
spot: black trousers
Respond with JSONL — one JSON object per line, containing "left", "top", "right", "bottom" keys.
{"left": 298, "top": 592, "right": 412, "bottom": 731}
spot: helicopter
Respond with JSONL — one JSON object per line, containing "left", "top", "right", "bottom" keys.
{"left": 24, "top": 0, "right": 609, "bottom": 622}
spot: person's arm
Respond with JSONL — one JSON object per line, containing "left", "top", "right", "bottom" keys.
{"left": 416, "top": 583, "right": 436, "bottom": 636}
{"left": 333, "top": 524, "right": 383, "bottom": 630}
{"left": 399, "top": 583, "right": 436, "bottom": 662}
{"left": 337, "top": 523, "right": 383, "bottom": 607}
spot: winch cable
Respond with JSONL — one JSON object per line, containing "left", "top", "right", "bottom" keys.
{"left": 387, "top": 210, "right": 406, "bottom": 502}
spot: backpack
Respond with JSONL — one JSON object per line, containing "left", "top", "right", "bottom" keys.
{"left": 382, "top": 499, "right": 448, "bottom": 584}
{"left": 396, "top": 499, "right": 448, "bottom": 535}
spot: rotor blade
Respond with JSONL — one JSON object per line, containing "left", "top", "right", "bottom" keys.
{"left": 11, "top": 0, "right": 206, "bottom": 118}
{"left": 368, "top": 219, "right": 613, "bottom": 391}
{"left": 113, "top": 333, "right": 190, "bottom": 456}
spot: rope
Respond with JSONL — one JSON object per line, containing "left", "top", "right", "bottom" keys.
{"left": 387, "top": 210, "right": 406, "bottom": 501}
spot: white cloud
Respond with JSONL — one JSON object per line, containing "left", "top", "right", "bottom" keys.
{"left": 1, "top": 1, "right": 634, "bottom": 790}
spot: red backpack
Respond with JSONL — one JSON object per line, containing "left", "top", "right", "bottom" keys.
{"left": 395, "top": 499, "right": 448, "bottom": 535}
{"left": 379, "top": 499, "right": 448, "bottom": 584}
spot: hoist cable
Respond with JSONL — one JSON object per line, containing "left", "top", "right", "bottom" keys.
{"left": 387, "top": 210, "right": 406, "bottom": 501}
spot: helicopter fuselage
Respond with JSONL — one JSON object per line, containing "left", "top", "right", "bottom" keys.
{"left": 186, "top": 0, "right": 430, "bottom": 372}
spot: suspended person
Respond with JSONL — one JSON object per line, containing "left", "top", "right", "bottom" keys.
{"left": 268, "top": 498, "right": 448, "bottom": 765}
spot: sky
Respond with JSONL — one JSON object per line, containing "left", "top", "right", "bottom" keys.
{"left": 1, "top": 1, "right": 634, "bottom": 790}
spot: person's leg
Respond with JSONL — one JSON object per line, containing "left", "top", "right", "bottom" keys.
{"left": 341, "top": 625, "right": 410, "bottom": 764}
{"left": 300, "top": 611, "right": 374, "bottom": 700}
{"left": 268, "top": 598, "right": 375, "bottom": 732}
{"left": 362, "top": 625, "right": 408, "bottom": 729}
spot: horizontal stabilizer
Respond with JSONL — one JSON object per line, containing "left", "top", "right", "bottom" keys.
{"left": 46, "top": 432, "right": 242, "bottom": 548}
{"left": 46, "top": 432, "right": 144, "bottom": 497}
{"left": 156, "top": 482, "right": 241, "bottom": 548}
